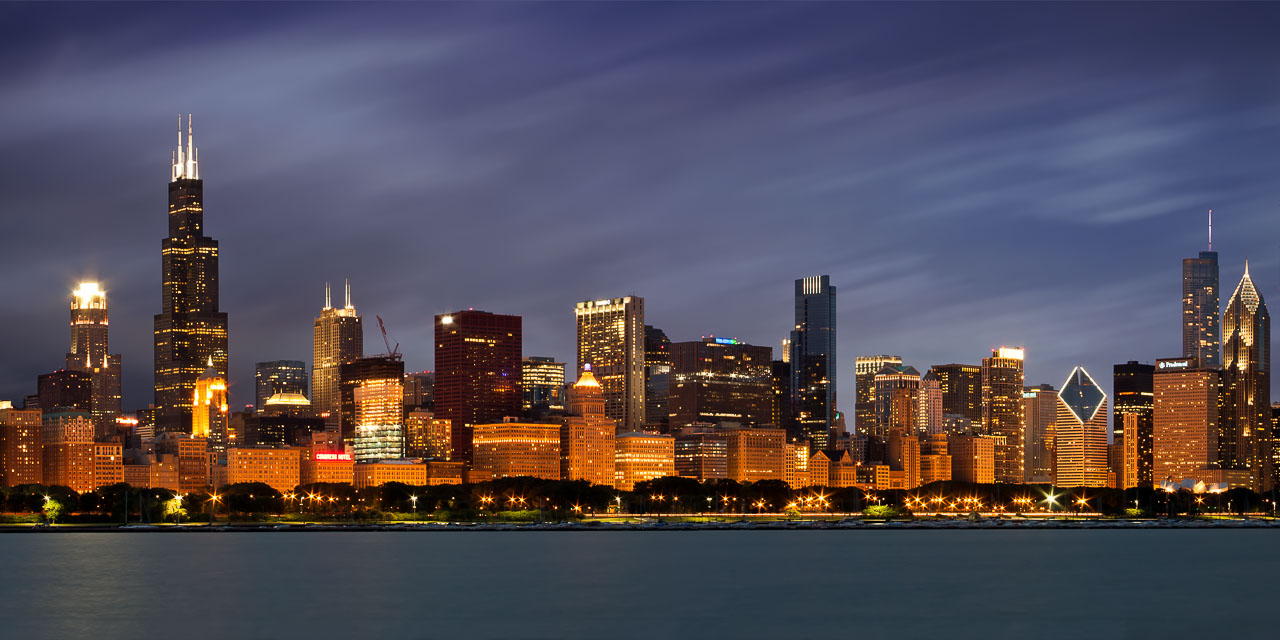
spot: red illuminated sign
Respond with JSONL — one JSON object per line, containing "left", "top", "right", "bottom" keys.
{"left": 314, "top": 452, "right": 353, "bottom": 462}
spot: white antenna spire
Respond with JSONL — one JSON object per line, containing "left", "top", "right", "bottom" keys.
{"left": 324, "top": 282, "right": 332, "bottom": 309}
{"left": 1208, "top": 208, "right": 1213, "bottom": 251}
{"left": 345, "top": 279, "right": 352, "bottom": 309}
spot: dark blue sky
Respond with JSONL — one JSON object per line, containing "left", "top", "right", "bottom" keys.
{"left": 2, "top": 3, "right": 1278, "bottom": 421}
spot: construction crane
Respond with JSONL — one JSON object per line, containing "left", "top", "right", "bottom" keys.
{"left": 376, "top": 315, "right": 400, "bottom": 358}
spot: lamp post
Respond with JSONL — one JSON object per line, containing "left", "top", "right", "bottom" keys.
{"left": 410, "top": 495, "right": 418, "bottom": 519}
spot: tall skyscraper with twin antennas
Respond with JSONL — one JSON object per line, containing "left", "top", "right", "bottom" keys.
{"left": 313, "top": 280, "right": 364, "bottom": 420}
{"left": 154, "top": 115, "right": 229, "bottom": 433}
{"left": 1182, "top": 210, "right": 1220, "bottom": 368}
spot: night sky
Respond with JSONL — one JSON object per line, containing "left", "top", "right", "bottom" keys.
{"left": 3, "top": 3, "right": 1279, "bottom": 423}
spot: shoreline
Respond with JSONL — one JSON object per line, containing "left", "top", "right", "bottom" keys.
{"left": 4, "top": 517, "right": 1278, "bottom": 533}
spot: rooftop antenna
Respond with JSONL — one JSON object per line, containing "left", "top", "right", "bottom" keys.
{"left": 345, "top": 279, "right": 352, "bottom": 309}
{"left": 324, "top": 282, "right": 331, "bottom": 309}
{"left": 1208, "top": 209, "right": 1213, "bottom": 251}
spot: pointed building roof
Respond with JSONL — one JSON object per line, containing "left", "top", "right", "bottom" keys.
{"left": 1059, "top": 367, "right": 1105, "bottom": 424}
{"left": 573, "top": 368, "right": 601, "bottom": 389}
{"left": 197, "top": 356, "right": 220, "bottom": 381}
{"left": 1226, "top": 262, "right": 1263, "bottom": 314}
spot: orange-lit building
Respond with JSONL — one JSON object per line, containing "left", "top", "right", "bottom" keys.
{"left": 93, "top": 442, "right": 123, "bottom": 488}
{"left": 785, "top": 441, "right": 809, "bottom": 489}
{"left": 560, "top": 369, "right": 616, "bottom": 486}
{"left": 982, "top": 347, "right": 1025, "bottom": 483}
{"left": 887, "top": 431, "right": 921, "bottom": 489}
{"left": 1054, "top": 367, "right": 1110, "bottom": 488}
{"left": 1153, "top": 358, "right": 1221, "bottom": 486}
{"left": 919, "top": 433, "right": 952, "bottom": 484}
{"left": 154, "top": 432, "right": 209, "bottom": 493}
{"left": 192, "top": 359, "right": 230, "bottom": 453}
{"left": 855, "top": 462, "right": 892, "bottom": 490}
{"left": 424, "top": 460, "right": 464, "bottom": 485}
{"left": 674, "top": 429, "right": 727, "bottom": 481}
{"left": 473, "top": 421, "right": 561, "bottom": 481}
{"left": 724, "top": 426, "right": 786, "bottom": 483}
{"left": 227, "top": 447, "right": 302, "bottom": 493}
{"left": 808, "top": 449, "right": 857, "bottom": 488}
{"left": 614, "top": 431, "right": 674, "bottom": 490}
{"left": 1, "top": 405, "right": 43, "bottom": 486}
{"left": 41, "top": 412, "right": 95, "bottom": 492}
{"left": 300, "top": 450, "right": 355, "bottom": 486}
{"left": 948, "top": 434, "right": 995, "bottom": 484}
{"left": 405, "top": 410, "right": 453, "bottom": 460}
{"left": 354, "top": 460, "right": 427, "bottom": 488}
{"left": 123, "top": 463, "right": 150, "bottom": 488}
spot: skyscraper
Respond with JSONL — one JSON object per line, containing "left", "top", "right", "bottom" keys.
{"left": 522, "top": 357, "right": 566, "bottom": 412}
{"left": 192, "top": 359, "right": 230, "bottom": 454}
{"left": 560, "top": 367, "right": 616, "bottom": 486}
{"left": 644, "top": 325, "right": 672, "bottom": 430}
{"left": 1054, "top": 367, "right": 1109, "bottom": 488}
{"left": 1183, "top": 219, "right": 1220, "bottom": 367}
{"left": 312, "top": 281, "right": 363, "bottom": 419}
{"left": 1220, "top": 263, "right": 1271, "bottom": 491}
{"left": 575, "top": 297, "right": 645, "bottom": 432}
{"left": 340, "top": 355, "right": 405, "bottom": 451}
{"left": 1153, "top": 357, "right": 1220, "bottom": 486}
{"left": 856, "top": 355, "right": 902, "bottom": 434}
{"left": 789, "top": 276, "right": 836, "bottom": 450}
{"left": 873, "top": 364, "right": 921, "bottom": 437}
{"left": 1022, "top": 384, "right": 1057, "bottom": 483}
{"left": 1113, "top": 361, "right": 1154, "bottom": 489}
{"left": 982, "top": 347, "right": 1025, "bottom": 483}
{"left": 669, "top": 337, "right": 773, "bottom": 428}
{"left": 255, "top": 360, "right": 308, "bottom": 412}
{"left": 154, "top": 116, "right": 228, "bottom": 432}
{"left": 434, "top": 310, "right": 522, "bottom": 463}
{"left": 929, "top": 363, "right": 983, "bottom": 424}
{"left": 65, "top": 282, "right": 122, "bottom": 438}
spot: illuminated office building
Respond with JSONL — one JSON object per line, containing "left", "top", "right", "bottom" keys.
{"left": 723, "top": 426, "right": 786, "bottom": 483}
{"left": 1183, "top": 240, "right": 1220, "bottom": 368}
{"left": 405, "top": 410, "right": 453, "bottom": 460}
{"left": 917, "top": 373, "right": 944, "bottom": 435}
{"left": 1022, "top": 384, "right": 1057, "bottom": 483}
{"left": 575, "top": 297, "right": 645, "bottom": 432}
{"left": 982, "top": 347, "right": 1025, "bottom": 483}
{"left": 312, "top": 281, "right": 363, "bottom": 419}
{"left": 929, "top": 363, "right": 983, "bottom": 424}
{"left": 403, "top": 371, "right": 434, "bottom": 410}
{"left": 789, "top": 276, "right": 837, "bottom": 450}
{"left": 948, "top": 434, "right": 995, "bottom": 484}
{"left": 1054, "top": 367, "right": 1109, "bottom": 488}
{"left": 300, "top": 449, "right": 355, "bottom": 486}
{"left": 1153, "top": 358, "right": 1220, "bottom": 486}
{"left": 1112, "top": 361, "right": 1154, "bottom": 489}
{"left": 770, "top": 360, "right": 791, "bottom": 433}
{"left": 472, "top": 421, "right": 561, "bottom": 481}
{"left": 227, "top": 447, "right": 301, "bottom": 493}
{"left": 919, "top": 433, "right": 952, "bottom": 484}
{"left": 192, "top": 359, "right": 230, "bottom": 455}
{"left": 675, "top": 429, "right": 728, "bottom": 481}
{"left": 254, "top": 360, "right": 307, "bottom": 413}
{"left": 856, "top": 355, "right": 902, "bottom": 435}
{"left": 352, "top": 372, "right": 405, "bottom": 462}
{"left": 669, "top": 337, "right": 772, "bottom": 429}
{"left": 1, "top": 406, "right": 43, "bottom": 486}
{"left": 522, "top": 357, "right": 566, "bottom": 412}
{"left": 36, "top": 369, "right": 92, "bottom": 414}
{"left": 154, "top": 116, "right": 229, "bottom": 433}
{"left": 353, "top": 460, "right": 427, "bottom": 488}
{"left": 339, "top": 355, "right": 404, "bottom": 449}
{"left": 64, "top": 282, "right": 122, "bottom": 438}
{"left": 153, "top": 432, "right": 209, "bottom": 493}
{"left": 1220, "top": 264, "right": 1271, "bottom": 490}
{"left": 644, "top": 326, "right": 671, "bottom": 429}
{"left": 614, "top": 431, "right": 675, "bottom": 491}
{"left": 873, "top": 364, "right": 920, "bottom": 437}
{"left": 40, "top": 412, "right": 95, "bottom": 492}
{"left": 560, "top": 368, "right": 616, "bottom": 486}
{"left": 434, "top": 310, "right": 522, "bottom": 463}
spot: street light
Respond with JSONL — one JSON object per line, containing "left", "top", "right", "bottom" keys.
{"left": 410, "top": 495, "right": 418, "bottom": 518}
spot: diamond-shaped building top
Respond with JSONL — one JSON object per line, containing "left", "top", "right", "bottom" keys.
{"left": 1059, "top": 366, "right": 1106, "bottom": 424}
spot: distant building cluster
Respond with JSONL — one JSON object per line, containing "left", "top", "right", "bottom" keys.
{"left": 1, "top": 123, "right": 1275, "bottom": 499}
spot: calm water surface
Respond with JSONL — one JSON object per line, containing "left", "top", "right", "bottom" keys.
{"left": 0, "top": 529, "right": 1271, "bottom": 639}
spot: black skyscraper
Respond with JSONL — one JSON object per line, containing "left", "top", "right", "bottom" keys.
{"left": 154, "top": 116, "right": 229, "bottom": 432}
{"left": 790, "top": 275, "right": 837, "bottom": 450}
{"left": 1113, "top": 360, "right": 1154, "bottom": 488}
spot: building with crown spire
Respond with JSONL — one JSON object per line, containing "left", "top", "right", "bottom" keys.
{"left": 313, "top": 280, "right": 363, "bottom": 421}
{"left": 65, "top": 282, "right": 122, "bottom": 439}
{"left": 154, "top": 115, "right": 229, "bottom": 433}
{"left": 560, "top": 366, "right": 616, "bottom": 486}
{"left": 192, "top": 358, "right": 230, "bottom": 454}
{"left": 1220, "top": 262, "right": 1272, "bottom": 491}
{"left": 1183, "top": 212, "right": 1220, "bottom": 368}
{"left": 1054, "top": 366, "right": 1109, "bottom": 488}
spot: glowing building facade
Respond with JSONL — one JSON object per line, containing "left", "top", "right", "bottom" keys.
{"left": 1, "top": 406, "right": 43, "bottom": 486}
{"left": 192, "top": 359, "right": 230, "bottom": 453}
{"left": 929, "top": 363, "right": 983, "bottom": 424}
{"left": 1022, "top": 384, "right": 1057, "bottom": 483}
{"left": 522, "top": 357, "right": 566, "bottom": 412}
{"left": 1113, "top": 361, "right": 1154, "bottom": 489}
{"left": 1053, "top": 367, "right": 1109, "bottom": 488}
{"left": 856, "top": 355, "right": 901, "bottom": 435}
{"left": 982, "top": 347, "right": 1025, "bottom": 483}
{"left": 65, "top": 282, "right": 122, "bottom": 438}
{"left": 312, "top": 281, "right": 363, "bottom": 419}
{"left": 575, "top": 297, "right": 645, "bottom": 432}
{"left": 1153, "top": 358, "right": 1219, "bottom": 487}
{"left": 1183, "top": 245, "right": 1221, "bottom": 368}
{"left": 154, "top": 116, "right": 229, "bottom": 433}
{"left": 255, "top": 360, "right": 307, "bottom": 413}
{"left": 352, "top": 373, "right": 405, "bottom": 462}
{"left": 434, "top": 310, "right": 523, "bottom": 463}
{"left": 472, "top": 421, "right": 561, "bottom": 481}
{"left": 614, "top": 431, "right": 675, "bottom": 491}
{"left": 560, "top": 369, "right": 616, "bottom": 486}
{"left": 405, "top": 410, "right": 453, "bottom": 460}
{"left": 1220, "top": 264, "right": 1271, "bottom": 490}
{"left": 724, "top": 426, "right": 787, "bottom": 483}
{"left": 669, "top": 338, "right": 773, "bottom": 429}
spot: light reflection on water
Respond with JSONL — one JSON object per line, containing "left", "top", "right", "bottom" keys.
{"left": 0, "top": 529, "right": 1268, "bottom": 639}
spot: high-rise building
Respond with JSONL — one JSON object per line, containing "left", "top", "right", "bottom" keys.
{"left": 434, "top": 310, "right": 522, "bottom": 463}
{"left": 887, "top": 431, "right": 921, "bottom": 490}
{"left": 1021, "top": 384, "right": 1058, "bottom": 483}
{"left": 404, "top": 410, "right": 452, "bottom": 460}
{"left": 192, "top": 359, "right": 230, "bottom": 454}
{"left": 917, "top": 372, "right": 944, "bottom": 435}
{"left": 770, "top": 360, "right": 792, "bottom": 434}
{"left": 1113, "top": 361, "right": 1154, "bottom": 489}
{"left": 675, "top": 429, "right": 728, "bottom": 481}
{"left": 1183, "top": 239, "right": 1220, "bottom": 368}
{"left": 343, "top": 356, "right": 405, "bottom": 462}
{"left": 644, "top": 326, "right": 672, "bottom": 430}
{"left": 669, "top": 337, "right": 773, "bottom": 429}
{"left": 614, "top": 431, "right": 675, "bottom": 491}
{"left": 1153, "top": 357, "right": 1219, "bottom": 486}
{"left": 575, "top": 297, "right": 645, "bottom": 432}
{"left": 312, "top": 281, "right": 363, "bottom": 419}
{"left": 522, "top": 357, "right": 566, "bottom": 412}
{"left": 472, "top": 421, "right": 561, "bottom": 481}
{"left": 948, "top": 434, "right": 996, "bottom": 484}
{"left": 982, "top": 347, "right": 1025, "bottom": 483}
{"left": 403, "top": 371, "right": 434, "bottom": 410}
{"left": 41, "top": 411, "right": 96, "bottom": 492}
{"left": 254, "top": 360, "right": 307, "bottom": 413}
{"left": 723, "top": 426, "right": 787, "bottom": 483}
{"left": 0, "top": 405, "right": 43, "bottom": 486}
{"left": 154, "top": 116, "right": 229, "bottom": 433}
{"left": 1220, "top": 263, "right": 1271, "bottom": 491}
{"left": 790, "top": 276, "right": 837, "bottom": 450}
{"left": 65, "top": 282, "right": 122, "bottom": 438}
{"left": 856, "top": 355, "right": 902, "bottom": 435}
{"left": 226, "top": 447, "right": 301, "bottom": 494}
{"left": 929, "top": 363, "right": 983, "bottom": 424}
{"left": 873, "top": 364, "right": 920, "bottom": 437}
{"left": 35, "top": 369, "right": 92, "bottom": 414}
{"left": 560, "top": 368, "right": 616, "bottom": 486}
{"left": 1054, "top": 367, "right": 1110, "bottom": 488}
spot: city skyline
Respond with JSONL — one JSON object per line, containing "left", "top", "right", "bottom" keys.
{"left": 3, "top": 3, "right": 1280, "bottom": 415}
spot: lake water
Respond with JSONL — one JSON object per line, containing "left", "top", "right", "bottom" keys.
{"left": 0, "top": 529, "right": 1271, "bottom": 639}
